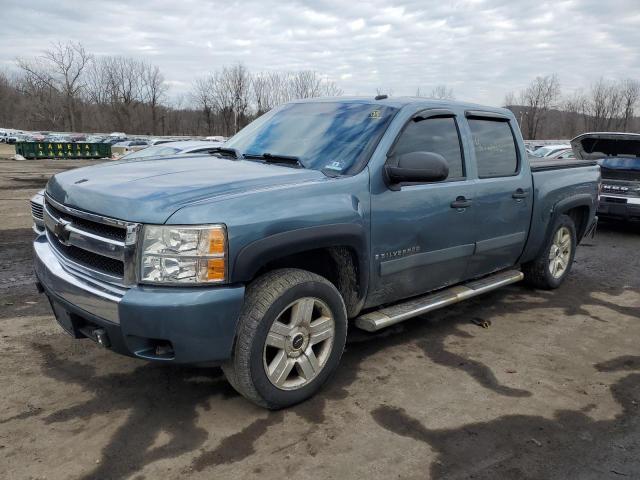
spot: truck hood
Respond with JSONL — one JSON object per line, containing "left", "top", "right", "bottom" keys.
{"left": 46, "top": 155, "right": 326, "bottom": 223}
{"left": 571, "top": 132, "right": 640, "bottom": 160}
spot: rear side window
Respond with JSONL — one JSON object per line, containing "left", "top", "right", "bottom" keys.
{"left": 392, "top": 116, "right": 464, "bottom": 179}
{"left": 468, "top": 119, "right": 519, "bottom": 178}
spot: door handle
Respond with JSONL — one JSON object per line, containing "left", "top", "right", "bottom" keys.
{"left": 512, "top": 188, "right": 529, "bottom": 199}
{"left": 451, "top": 196, "right": 472, "bottom": 209}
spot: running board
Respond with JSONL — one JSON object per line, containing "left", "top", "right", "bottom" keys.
{"left": 355, "top": 269, "right": 524, "bottom": 332}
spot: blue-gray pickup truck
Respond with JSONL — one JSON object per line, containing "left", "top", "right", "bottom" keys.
{"left": 32, "top": 97, "right": 600, "bottom": 408}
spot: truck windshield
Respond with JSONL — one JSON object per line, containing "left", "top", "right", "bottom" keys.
{"left": 225, "top": 102, "right": 398, "bottom": 175}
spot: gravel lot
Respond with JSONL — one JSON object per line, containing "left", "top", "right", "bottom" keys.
{"left": 1, "top": 158, "right": 639, "bottom": 480}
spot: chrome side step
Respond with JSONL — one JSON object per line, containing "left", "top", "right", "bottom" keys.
{"left": 355, "top": 269, "right": 524, "bottom": 332}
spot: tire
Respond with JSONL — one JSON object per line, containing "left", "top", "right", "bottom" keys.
{"left": 523, "top": 214, "right": 577, "bottom": 289}
{"left": 222, "top": 268, "right": 348, "bottom": 409}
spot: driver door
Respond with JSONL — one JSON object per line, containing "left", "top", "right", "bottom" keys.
{"left": 367, "top": 110, "right": 477, "bottom": 307}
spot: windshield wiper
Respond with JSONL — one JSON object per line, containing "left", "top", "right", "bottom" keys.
{"left": 243, "top": 152, "right": 304, "bottom": 167}
{"left": 208, "top": 146, "right": 243, "bottom": 159}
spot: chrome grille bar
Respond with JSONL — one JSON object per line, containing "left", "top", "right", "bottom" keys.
{"left": 30, "top": 201, "right": 44, "bottom": 220}
{"left": 44, "top": 205, "right": 125, "bottom": 261}
{"left": 43, "top": 193, "right": 140, "bottom": 286}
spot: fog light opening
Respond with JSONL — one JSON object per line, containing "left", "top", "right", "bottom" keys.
{"left": 154, "top": 340, "right": 174, "bottom": 358}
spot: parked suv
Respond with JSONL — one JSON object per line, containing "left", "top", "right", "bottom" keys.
{"left": 33, "top": 98, "right": 599, "bottom": 408}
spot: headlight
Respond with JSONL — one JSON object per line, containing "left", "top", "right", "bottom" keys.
{"left": 140, "top": 225, "right": 227, "bottom": 284}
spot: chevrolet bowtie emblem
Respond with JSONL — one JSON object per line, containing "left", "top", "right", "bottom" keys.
{"left": 54, "top": 218, "right": 72, "bottom": 245}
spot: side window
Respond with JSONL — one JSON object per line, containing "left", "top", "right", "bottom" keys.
{"left": 392, "top": 116, "right": 464, "bottom": 179}
{"left": 468, "top": 118, "right": 519, "bottom": 178}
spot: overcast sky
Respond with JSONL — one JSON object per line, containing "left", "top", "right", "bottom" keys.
{"left": 1, "top": 0, "right": 639, "bottom": 106}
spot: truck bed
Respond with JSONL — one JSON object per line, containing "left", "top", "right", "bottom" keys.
{"left": 529, "top": 157, "right": 598, "bottom": 172}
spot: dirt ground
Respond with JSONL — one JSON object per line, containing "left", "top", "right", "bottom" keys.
{"left": 0, "top": 144, "right": 16, "bottom": 159}
{"left": 1, "top": 158, "right": 639, "bottom": 480}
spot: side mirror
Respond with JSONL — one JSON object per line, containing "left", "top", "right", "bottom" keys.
{"left": 385, "top": 151, "right": 449, "bottom": 185}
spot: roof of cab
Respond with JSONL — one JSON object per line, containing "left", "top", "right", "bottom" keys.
{"left": 289, "top": 96, "right": 512, "bottom": 116}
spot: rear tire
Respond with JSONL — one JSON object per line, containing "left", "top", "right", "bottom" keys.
{"left": 523, "top": 214, "right": 577, "bottom": 289}
{"left": 223, "top": 268, "right": 347, "bottom": 409}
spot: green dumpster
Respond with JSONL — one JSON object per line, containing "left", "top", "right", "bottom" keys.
{"left": 15, "top": 142, "right": 112, "bottom": 159}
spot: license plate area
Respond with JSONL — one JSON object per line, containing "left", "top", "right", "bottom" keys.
{"left": 49, "top": 298, "right": 85, "bottom": 338}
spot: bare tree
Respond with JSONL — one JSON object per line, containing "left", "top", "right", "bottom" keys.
{"left": 517, "top": 74, "right": 560, "bottom": 139}
{"left": 252, "top": 72, "right": 285, "bottom": 114}
{"left": 376, "top": 87, "right": 393, "bottom": 97}
{"left": 101, "top": 56, "right": 146, "bottom": 132}
{"left": 583, "top": 78, "right": 625, "bottom": 131}
{"left": 141, "top": 62, "right": 167, "bottom": 135}
{"left": 288, "top": 71, "right": 342, "bottom": 99}
{"left": 210, "top": 64, "right": 252, "bottom": 135}
{"left": 290, "top": 71, "right": 323, "bottom": 99}
{"left": 227, "top": 64, "right": 252, "bottom": 133}
{"left": 503, "top": 91, "right": 516, "bottom": 108}
{"left": 0, "top": 70, "right": 26, "bottom": 127}
{"left": 322, "top": 78, "right": 343, "bottom": 97}
{"left": 252, "top": 73, "right": 272, "bottom": 116}
{"left": 191, "top": 76, "right": 216, "bottom": 133}
{"left": 14, "top": 68, "right": 65, "bottom": 129}
{"left": 619, "top": 78, "right": 640, "bottom": 131}
{"left": 17, "top": 41, "right": 92, "bottom": 131}
{"left": 429, "top": 84, "right": 455, "bottom": 100}
{"left": 561, "top": 90, "right": 586, "bottom": 138}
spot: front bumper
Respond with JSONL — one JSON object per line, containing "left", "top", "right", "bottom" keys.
{"left": 34, "top": 236, "right": 245, "bottom": 364}
{"left": 598, "top": 195, "right": 640, "bottom": 221}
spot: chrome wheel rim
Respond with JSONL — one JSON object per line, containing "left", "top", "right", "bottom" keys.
{"left": 263, "top": 297, "right": 335, "bottom": 391}
{"left": 548, "top": 226, "right": 572, "bottom": 279}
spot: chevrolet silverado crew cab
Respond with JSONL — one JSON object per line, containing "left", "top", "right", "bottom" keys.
{"left": 571, "top": 132, "right": 640, "bottom": 222}
{"left": 32, "top": 97, "right": 600, "bottom": 408}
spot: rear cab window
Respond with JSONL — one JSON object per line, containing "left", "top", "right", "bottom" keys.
{"left": 468, "top": 117, "right": 519, "bottom": 178}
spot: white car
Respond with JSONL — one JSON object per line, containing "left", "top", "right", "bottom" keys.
{"left": 148, "top": 137, "right": 191, "bottom": 146}
{"left": 547, "top": 148, "right": 576, "bottom": 160}
{"left": 531, "top": 144, "right": 571, "bottom": 158}
{"left": 117, "top": 140, "right": 223, "bottom": 161}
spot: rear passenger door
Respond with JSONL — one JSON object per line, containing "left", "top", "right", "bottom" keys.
{"left": 464, "top": 113, "right": 533, "bottom": 277}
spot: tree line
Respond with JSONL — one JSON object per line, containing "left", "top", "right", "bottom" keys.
{"left": 0, "top": 41, "right": 638, "bottom": 139}
{"left": 0, "top": 41, "right": 342, "bottom": 137}
{"left": 504, "top": 74, "right": 640, "bottom": 139}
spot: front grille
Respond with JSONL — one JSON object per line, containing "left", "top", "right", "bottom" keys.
{"left": 49, "top": 232, "right": 125, "bottom": 276}
{"left": 31, "top": 200, "right": 44, "bottom": 220}
{"left": 46, "top": 200, "right": 126, "bottom": 241}
{"left": 601, "top": 169, "right": 640, "bottom": 182}
{"left": 43, "top": 197, "right": 137, "bottom": 284}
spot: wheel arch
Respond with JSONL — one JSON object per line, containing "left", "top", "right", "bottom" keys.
{"left": 549, "top": 194, "right": 595, "bottom": 244}
{"left": 231, "top": 224, "right": 369, "bottom": 317}
{"left": 535, "top": 194, "right": 595, "bottom": 258}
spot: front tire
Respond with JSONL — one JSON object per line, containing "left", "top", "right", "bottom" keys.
{"left": 223, "top": 268, "right": 348, "bottom": 409}
{"left": 523, "top": 214, "right": 577, "bottom": 289}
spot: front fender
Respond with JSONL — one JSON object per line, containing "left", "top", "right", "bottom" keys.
{"left": 231, "top": 223, "right": 369, "bottom": 298}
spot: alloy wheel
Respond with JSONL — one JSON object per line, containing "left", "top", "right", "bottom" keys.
{"left": 263, "top": 297, "right": 335, "bottom": 390}
{"left": 548, "top": 226, "right": 572, "bottom": 279}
